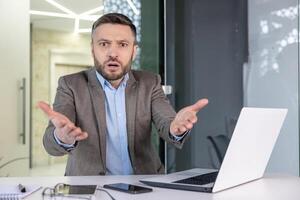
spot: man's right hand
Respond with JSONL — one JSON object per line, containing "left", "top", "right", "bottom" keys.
{"left": 37, "top": 101, "right": 88, "bottom": 145}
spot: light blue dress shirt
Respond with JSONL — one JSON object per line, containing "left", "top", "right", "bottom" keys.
{"left": 96, "top": 71, "right": 133, "bottom": 175}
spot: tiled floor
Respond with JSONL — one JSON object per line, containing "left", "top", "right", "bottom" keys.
{"left": 29, "top": 163, "right": 66, "bottom": 176}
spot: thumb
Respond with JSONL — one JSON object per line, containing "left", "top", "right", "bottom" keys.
{"left": 188, "top": 98, "right": 209, "bottom": 113}
{"left": 37, "top": 101, "right": 56, "bottom": 119}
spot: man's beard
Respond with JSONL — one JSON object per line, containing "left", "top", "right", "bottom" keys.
{"left": 94, "top": 55, "right": 133, "bottom": 81}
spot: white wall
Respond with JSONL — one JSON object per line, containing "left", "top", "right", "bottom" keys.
{"left": 246, "top": 0, "right": 299, "bottom": 175}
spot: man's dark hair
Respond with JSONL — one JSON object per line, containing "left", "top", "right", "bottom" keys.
{"left": 91, "top": 13, "right": 137, "bottom": 43}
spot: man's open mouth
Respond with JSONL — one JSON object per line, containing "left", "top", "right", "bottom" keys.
{"left": 106, "top": 62, "right": 120, "bottom": 68}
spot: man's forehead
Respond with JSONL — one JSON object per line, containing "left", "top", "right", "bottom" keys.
{"left": 93, "top": 23, "right": 135, "bottom": 41}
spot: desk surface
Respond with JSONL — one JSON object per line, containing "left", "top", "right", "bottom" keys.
{"left": 0, "top": 173, "right": 299, "bottom": 200}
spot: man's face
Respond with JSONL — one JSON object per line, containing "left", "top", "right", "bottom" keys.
{"left": 91, "top": 23, "right": 137, "bottom": 82}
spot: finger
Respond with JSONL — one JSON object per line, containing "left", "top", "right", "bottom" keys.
{"left": 51, "top": 117, "right": 68, "bottom": 129}
{"left": 182, "top": 112, "right": 197, "bottom": 123}
{"left": 61, "top": 123, "right": 76, "bottom": 135}
{"left": 179, "top": 121, "right": 194, "bottom": 130}
{"left": 170, "top": 124, "right": 180, "bottom": 135}
{"left": 178, "top": 126, "right": 187, "bottom": 133}
{"left": 75, "top": 132, "right": 88, "bottom": 141}
{"left": 182, "top": 122, "right": 193, "bottom": 130}
{"left": 188, "top": 98, "right": 209, "bottom": 113}
{"left": 37, "top": 101, "right": 73, "bottom": 129}
{"left": 68, "top": 127, "right": 82, "bottom": 138}
{"left": 186, "top": 115, "right": 198, "bottom": 124}
{"left": 182, "top": 111, "right": 194, "bottom": 121}
{"left": 37, "top": 101, "right": 56, "bottom": 119}
{"left": 190, "top": 116, "right": 198, "bottom": 124}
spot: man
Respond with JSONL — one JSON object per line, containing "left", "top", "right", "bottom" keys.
{"left": 38, "top": 13, "right": 208, "bottom": 176}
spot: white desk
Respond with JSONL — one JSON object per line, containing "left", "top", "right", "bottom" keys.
{"left": 0, "top": 174, "right": 299, "bottom": 200}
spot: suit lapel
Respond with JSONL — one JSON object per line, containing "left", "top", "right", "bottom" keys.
{"left": 126, "top": 71, "right": 138, "bottom": 169}
{"left": 87, "top": 68, "right": 107, "bottom": 172}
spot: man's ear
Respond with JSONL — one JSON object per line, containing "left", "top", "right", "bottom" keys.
{"left": 132, "top": 44, "right": 138, "bottom": 61}
{"left": 91, "top": 42, "right": 95, "bottom": 57}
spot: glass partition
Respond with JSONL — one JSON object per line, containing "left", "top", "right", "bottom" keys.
{"left": 246, "top": 0, "right": 299, "bottom": 174}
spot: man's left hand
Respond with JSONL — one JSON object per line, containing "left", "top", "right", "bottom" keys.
{"left": 170, "top": 98, "right": 209, "bottom": 135}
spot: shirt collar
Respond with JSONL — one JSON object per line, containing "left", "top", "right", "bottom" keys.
{"left": 95, "top": 70, "right": 129, "bottom": 89}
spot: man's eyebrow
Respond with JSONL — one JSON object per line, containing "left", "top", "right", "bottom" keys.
{"left": 96, "top": 39, "right": 111, "bottom": 43}
{"left": 117, "top": 39, "right": 130, "bottom": 43}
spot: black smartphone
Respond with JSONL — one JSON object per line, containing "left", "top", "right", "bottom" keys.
{"left": 56, "top": 184, "right": 97, "bottom": 195}
{"left": 103, "top": 183, "right": 153, "bottom": 194}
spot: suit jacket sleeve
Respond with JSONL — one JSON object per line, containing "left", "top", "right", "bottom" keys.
{"left": 43, "top": 76, "right": 77, "bottom": 156}
{"left": 151, "top": 74, "right": 189, "bottom": 149}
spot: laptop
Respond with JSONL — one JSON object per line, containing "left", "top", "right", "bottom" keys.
{"left": 140, "top": 107, "right": 287, "bottom": 193}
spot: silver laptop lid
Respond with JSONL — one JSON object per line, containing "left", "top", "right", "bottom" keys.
{"left": 213, "top": 107, "right": 287, "bottom": 192}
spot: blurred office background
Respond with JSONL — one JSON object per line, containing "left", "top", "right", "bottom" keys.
{"left": 0, "top": 0, "right": 298, "bottom": 177}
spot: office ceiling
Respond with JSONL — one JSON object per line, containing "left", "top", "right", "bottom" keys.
{"left": 30, "top": 0, "right": 104, "bottom": 33}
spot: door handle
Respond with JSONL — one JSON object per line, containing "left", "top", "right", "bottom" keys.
{"left": 19, "top": 78, "right": 26, "bottom": 145}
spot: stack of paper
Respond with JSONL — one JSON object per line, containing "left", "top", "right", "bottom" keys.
{"left": 0, "top": 184, "right": 41, "bottom": 199}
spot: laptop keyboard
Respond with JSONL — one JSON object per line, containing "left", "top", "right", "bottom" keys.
{"left": 173, "top": 171, "right": 218, "bottom": 185}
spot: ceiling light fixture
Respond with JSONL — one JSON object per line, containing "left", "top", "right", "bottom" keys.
{"left": 30, "top": 10, "right": 99, "bottom": 21}
{"left": 45, "top": 0, "right": 76, "bottom": 16}
{"left": 79, "top": 6, "right": 104, "bottom": 16}
{"left": 30, "top": 10, "right": 73, "bottom": 18}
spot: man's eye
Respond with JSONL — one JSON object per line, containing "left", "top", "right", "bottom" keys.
{"left": 120, "top": 43, "right": 128, "bottom": 47}
{"left": 99, "top": 42, "right": 108, "bottom": 47}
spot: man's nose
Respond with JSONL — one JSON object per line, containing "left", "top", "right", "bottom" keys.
{"left": 107, "top": 46, "right": 118, "bottom": 59}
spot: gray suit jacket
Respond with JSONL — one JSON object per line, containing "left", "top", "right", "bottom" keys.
{"left": 43, "top": 68, "right": 187, "bottom": 176}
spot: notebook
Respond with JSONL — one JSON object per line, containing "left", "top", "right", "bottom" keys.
{"left": 140, "top": 107, "right": 287, "bottom": 193}
{"left": 0, "top": 184, "right": 42, "bottom": 199}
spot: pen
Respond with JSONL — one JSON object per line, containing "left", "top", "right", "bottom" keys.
{"left": 18, "top": 184, "right": 26, "bottom": 193}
